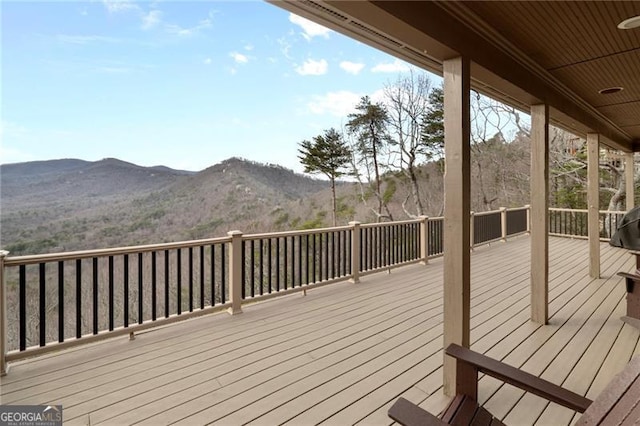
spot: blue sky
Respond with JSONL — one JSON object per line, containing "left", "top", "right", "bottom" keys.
{"left": 1, "top": 0, "right": 439, "bottom": 172}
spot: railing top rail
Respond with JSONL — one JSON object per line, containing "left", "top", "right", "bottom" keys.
{"left": 506, "top": 206, "right": 528, "bottom": 212}
{"left": 474, "top": 209, "right": 502, "bottom": 217}
{"left": 549, "top": 208, "right": 588, "bottom": 213}
{"left": 360, "top": 219, "right": 422, "bottom": 228}
{"left": 548, "top": 208, "right": 627, "bottom": 215}
{"left": 4, "top": 236, "right": 232, "bottom": 266}
{"left": 244, "top": 225, "right": 352, "bottom": 240}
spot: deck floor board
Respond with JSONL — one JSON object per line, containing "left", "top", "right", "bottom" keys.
{"left": 2, "top": 236, "right": 639, "bottom": 426}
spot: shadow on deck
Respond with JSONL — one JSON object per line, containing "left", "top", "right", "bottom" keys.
{"left": 1, "top": 236, "right": 638, "bottom": 425}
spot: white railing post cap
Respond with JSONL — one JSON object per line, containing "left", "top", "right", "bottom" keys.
{"left": 227, "top": 230, "right": 243, "bottom": 237}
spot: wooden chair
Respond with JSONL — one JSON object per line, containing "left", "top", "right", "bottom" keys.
{"left": 388, "top": 344, "right": 592, "bottom": 425}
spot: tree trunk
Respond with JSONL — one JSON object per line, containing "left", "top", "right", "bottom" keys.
{"left": 370, "top": 124, "right": 383, "bottom": 221}
{"left": 331, "top": 177, "right": 337, "bottom": 226}
{"left": 408, "top": 164, "right": 424, "bottom": 216}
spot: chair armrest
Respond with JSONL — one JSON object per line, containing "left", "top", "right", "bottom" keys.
{"left": 618, "top": 272, "right": 640, "bottom": 280}
{"left": 445, "top": 344, "right": 592, "bottom": 413}
{"left": 388, "top": 397, "right": 447, "bottom": 426}
{"left": 618, "top": 272, "right": 640, "bottom": 292}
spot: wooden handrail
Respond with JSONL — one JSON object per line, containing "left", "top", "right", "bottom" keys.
{"left": 5, "top": 236, "right": 231, "bottom": 266}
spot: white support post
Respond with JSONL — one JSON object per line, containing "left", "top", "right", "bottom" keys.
{"left": 442, "top": 56, "right": 471, "bottom": 397}
{"left": 626, "top": 152, "right": 635, "bottom": 210}
{"left": 587, "top": 133, "right": 600, "bottom": 279}
{"left": 525, "top": 204, "right": 531, "bottom": 234}
{"left": 419, "top": 216, "right": 429, "bottom": 264}
{"left": 500, "top": 207, "right": 508, "bottom": 242}
{"left": 227, "top": 230, "right": 243, "bottom": 315}
{"left": 0, "top": 250, "right": 8, "bottom": 376}
{"left": 530, "top": 104, "right": 549, "bottom": 324}
{"left": 350, "top": 221, "right": 361, "bottom": 283}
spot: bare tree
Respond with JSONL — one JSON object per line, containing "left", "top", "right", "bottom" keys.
{"left": 384, "top": 70, "right": 432, "bottom": 218}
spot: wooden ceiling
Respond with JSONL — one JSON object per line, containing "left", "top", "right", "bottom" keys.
{"left": 271, "top": 1, "right": 640, "bottom": 151}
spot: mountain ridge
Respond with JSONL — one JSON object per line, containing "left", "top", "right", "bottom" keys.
{"left": 0, "top": 156, "right": 332, "bottom": 254}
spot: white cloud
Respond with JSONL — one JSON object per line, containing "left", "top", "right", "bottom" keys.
{"left": 277, "top": 37, "right": 293, "bottom": 59}
{"left": 339, "top": 61, "right": 365, "bottom": 75}
{"left": 230, "top": 52, "right": 248, "bottom": 64}
{"left": 244, "top": 44, "right": 254, "bottom": 51}
{"left": 203, "top": 58, "right": 212, "bottom": 65}
{"left": 102, "top": 0, "right": 139, "bottom": 14}
{"left": 295, "top": 59, "right": 328, "bottom": 76}
{"left": 164, "top": 13, "right": 213, "bottom": 37}
{"left": 307, "top": 91, "right": 362, "bottom": 117}
{"left": 289, "top": 13, "right": 331, "bottom": 41}
{"left": 371, "top": 59, "right": 410, "bottom": 73}
{"left": 142, "top": 10, "right": 162, "bottom": 30}
{"left": 370, "top": 88, "right": 387, "bottom": 105}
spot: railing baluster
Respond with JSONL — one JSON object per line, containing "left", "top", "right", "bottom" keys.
{"left": 250, "top": 240, "right": 255, "bottom": 297}
{"left": 92, "top": 257, "right": 98, "bottom": 335}
{"left": 177, "top": 249, "right": 182, "bottom": 315}
{"left": 221, "top": 244, "right": 226, "bottom": 303}
{"left": 324, "top": 233, "right": 329, "bottom": 280}
{"left": 268, "top": 238, "right": 273, "bottom": 293}
{"left": 276, "top": 237, "right": 281, "bottom": 291}
{"left": 332, "top": 232, "right": 336, "bottom": 278}
{"left": 291, "top": 236, "right": 296, "bottom": 288}
{"left": 138, "top": 252, "right": 143, "bottom": 324}
{"left": 259, "top": 239, "right": 264, "bottom": 295}
{"left": 240, "top": 243, "right": 247, "bottom": 300}
{"left": 108, "top": 256, "right": 114, "bottom": 331}
{"left": 124, "top": 254, "right": 129, "bottom": 327}
{"left": 58, "top": 261, "right": 64, "bottom": 343}
{"left": 39, "top": 263, "right": 45, "bottom": 347}
{"left": 19, "top": 265, "right": 26, "bottom": 351}
{"left": 297, "top": 235, "right": 302, "bottom": 286}
{"left": 284, "top": 237, "right": 288, "bottom": 289}
{"left": 189, "top": 247, "right": 194, "bottom": 312}
{"left": 242, "top": 241, "right": 246, "bottom": 299}
{"left": 343, "top": 230, "right": 348, "bottom": 275}
{"left": 305, "top": 235, "right": 310, "bottom": 285}
{"left": 311, "top": 234, "right": 316, "bottom": 283}
{"left": 404, "top": 224, "right": 408, "bottom": 261}
{"left": 164, "top": 250, "right": 169, "bottom": 316}
{"left": 335, "top": 231, "right": 340, "bottom": 275}
{"left": 152, "top": 251, "right": 158, "bottom": 320}
{"left": 210, "top": 245, "right": 216, "bottom": 306}
{"left": 200, "top": 246, "right": 204, "bottom": 310}
{"left": 76, "top": 259, "right": 81, "bottom": 339}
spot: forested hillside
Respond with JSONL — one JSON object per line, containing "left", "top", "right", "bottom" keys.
{"left": 0, "top": 157, "right": 331, "bottom": 254}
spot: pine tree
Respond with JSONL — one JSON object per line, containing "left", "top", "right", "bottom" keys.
{"left": 421, "top": 85, "right": 445, "bottom": 160}
{"left": 298, "top": 128, "right": 352, "bottom": 226}
{"left": 347, "top": 96, "right": 393, "bottom": 221}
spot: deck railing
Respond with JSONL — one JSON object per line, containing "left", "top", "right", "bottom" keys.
{"left": 548, "top": 208, "right": 626, "bottom": 240}
{"left": 0, "top": 204, "right": 539, "bottom": 373}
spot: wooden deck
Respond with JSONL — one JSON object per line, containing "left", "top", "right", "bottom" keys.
{"left": 2, "top": 236, "right": 639, "bottom": 425}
